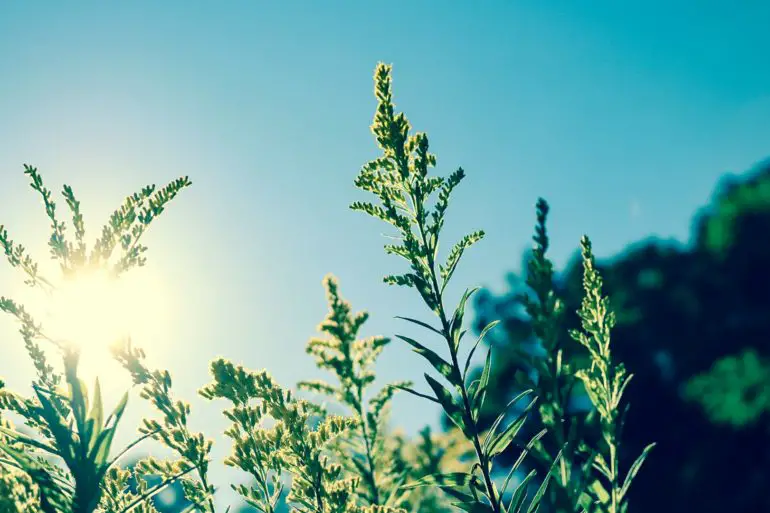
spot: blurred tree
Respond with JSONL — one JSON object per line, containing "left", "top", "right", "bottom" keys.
{"left": 469, "top": 158, "right": 770, "bottom": 513}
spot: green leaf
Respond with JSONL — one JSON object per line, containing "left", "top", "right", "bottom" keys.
{"left": 484, "top": 389, "right": 534, "bottom": 447}
{"left": 620, "top": 443, "right": 655, "bottom": 500}
{"left": 467, "top": 378, "right": 480, "bottom": 403}
{"left": 500, "top": 428, "right": 547, "bottom": 499}
{"left": 396, "top": 334, "right": 460, "bottom": 386}
{"left": 351, "top": 201, "right": 394, "bottom": 225}
{"left": 424, "top": 374, "right": 467, "bottom": 434}
{"left": 395, "top": 315, "right": 444, "bottom": 337}
{"left": 472, "top": 347, "right": 493, "bottom": 420}
{"left": 526, "top": 450, "right": 563, "bottom": 513}
{"left": 413, "top": 274, "right": 439, "bottom": 312}
{"left": 70, "top": 377, "right": 89, "bottom": 429}
{"left": 93, "top": 426, "right": 117, "bottom": 471}
{"left": 585, "top": 478, "right": 610, "bottom": 506}
{"left": 105, "top": 391, "right": 129, "bottom": 427}
{"left": 487, "top": 397, "right": 537, "bottom": 458}
{"left": 392, "top": 384, "right": 439, "bottom": 403}
{"left": 453, "top": 501, "right": 494, "bottom": 513}
{"left": 384, "top": 273, "right": 416, "bottom": 287}
{"left": 402, "top": 471, "right": 474, "bottom": 490}
{"left": 591, "top": 453, "right": 612, "bottom": 481}
{"left": 450, "top": 287, "right": 479, "bottom": 351}
{"left": 505, "top": 469, "right": 536, "bottom": 513}
{"left": 464, "top": 320, "right": 500, "bottom": 381}
{"left": 0, "top": 425, "right": 58, "bottom": 456}
{"left": 88, "top": 378, "right": 104, "bottom": 430}
{"left": 82, "top": 379, "right": 104, "bottom": 453}
{"left": 92, "top": 392, "right": 129, "bottom": 466}
{"left": 440, "top": 231, "right": 485, "bottom": 292}
{"left": 34, "top": 387, "right": 76, "bottom": 466}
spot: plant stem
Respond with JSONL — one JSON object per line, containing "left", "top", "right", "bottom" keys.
{"left": 412, "top": 195, "right": 501, "bottom": 513}
{"left": 355, "top": 385, "right": 380, "bottom": 506}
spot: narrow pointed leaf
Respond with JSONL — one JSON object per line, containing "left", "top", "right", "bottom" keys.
{"left": 506, "top": 469, "right": 536, "bottom": 513}
{"left": 392, "top": 384, "right": 439, "bottom": 403}
{"left": 464, "top": 320, "right": 500, "bottom": 381}
{"left": 34, "top": 387, "right": 77, "bottom": 465}
{"left": 525, "top": 450, "right": 563, "bottom": 513}
{"left": 88, "top": 378, "right": 104, "bottom": 431}
{"left": 500, "top": 429, "right": 547, "bottom": 499}
{"left": 396, "top": 334, "right": 459, "bottom": 386}
{"left": 424, "top": 374, "right": 466, "bottom": 433}
{"left": 620, "top": 443, "right": 655, "bottom": 499}
{"left": 454, "top": 501, "right": 494, "bottom": 513}
{"left": 450, "top": 287, "right": 479, "bottom": 350}
{"left": 395, "top": 315, "right": 444, "bottom": 336}
{"left": 106, "top": 391, "right": 129, "bottom": 428}
{"left": 402, "top": 472, "right": 474, "bottom": 490}
{"left": 487, "top": 397, "right": 537, "bottom": 458}
{"left": 485, "top": 389, "right": 534, "bottom": 448}
{"left": 0, "top": 425, "right": 59, "bottom": 456}
{"left": 472, "top": 347, "right": 493, "bottom": 420}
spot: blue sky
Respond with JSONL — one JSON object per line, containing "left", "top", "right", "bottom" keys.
{"left": 0, "top": 1, "right": 768, "bottom": 507}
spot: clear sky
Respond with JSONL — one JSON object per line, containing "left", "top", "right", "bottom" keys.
{"left": 0, "top": 1, "right": 768, "bottom": 508}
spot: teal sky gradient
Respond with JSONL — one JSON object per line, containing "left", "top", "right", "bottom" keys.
{"left": 1, "top": 1, "right": 768, "bottom": 507}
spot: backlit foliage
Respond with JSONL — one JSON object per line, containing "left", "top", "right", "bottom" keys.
{"left": 352, "top": 63, "right": 564, "bottom": 513}
{"left": 0, "top": 63, "right": 652, "bottom": 513}
{"left": 0, "top": 167, "right": 193, "bottom": 512}
{"left": 298, "top": 275, "right": 413, "bottom": 510}
{"left": 568, "top": 239, "right": 655, "bottom": 513}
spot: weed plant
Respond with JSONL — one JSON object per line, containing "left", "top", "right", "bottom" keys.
{"left": 0, "top": 64, "right": 652, "bottom": 513}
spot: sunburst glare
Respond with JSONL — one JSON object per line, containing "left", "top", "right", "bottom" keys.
{"left": 47, "top": 269, "right": 132, "bottom": 351}
{"left": 17, "top": 265, "right": 173, "bottom": 396}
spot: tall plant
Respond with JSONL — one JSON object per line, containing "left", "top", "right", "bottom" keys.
{"left": 351, "top": 63, "right": 560, "bottom": 513}
{"left": 0, "top": 166, "right": 206, "bottom": 513}
{"left": 496, "top": 199, "right": 654, "bottom": 513}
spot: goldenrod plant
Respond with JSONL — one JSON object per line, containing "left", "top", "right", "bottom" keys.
{"left": 568, "top": 238, "right": 655, "bottom": 513}
{"left": 0, "top": 63, "right": 653, "bottom": 513}
{"left": 351, "top": 63, "right": 561, "bottom": 513}
{"left": 200, "top": 357, "right": 360, "bottom": 513}
{"left": 0, "top": 166, "right": 195, "bottom": 513}
{"left": 494, "top": 199, "right": 655, "bottom": 513}
{"left": 507, "top": 198, "right": 599, "bottom": 513}
{"left": 297, "top": 275, "right": 414, "bottom": 510}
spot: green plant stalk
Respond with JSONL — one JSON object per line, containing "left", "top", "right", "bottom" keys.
{"left": 406, "top": 177, "right": 500, "bottom": 512}
{"left": 334, "top": 301, "right": 381, "bottom": 506}
{"left": 299, "top": 275, "right": 410, "bottom": 511}
{"left": 436, "top": 305, "right": 498, "bottom": 508}
{"left": 355, "top": 385, "right": 381, "bottom": 506}
{"left": 570, "top": 236, "right": 655, "bottom": 513}
{"left": 522, "top": 199, "right": 583, "bottom": 511}
{"left": 352, "top": 62, "right": 551, "bottom": 513}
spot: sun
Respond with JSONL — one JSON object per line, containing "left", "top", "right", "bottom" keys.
{"left": 22, "top": 266, "right": 173, "bottom": 393}
{"left": 46, "top": 269, "right": 133, "bottom": 351}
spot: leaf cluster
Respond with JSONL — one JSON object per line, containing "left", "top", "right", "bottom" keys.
{"left": 351, "top": 63, "right": 566, "bottom": 513}
{"left": 201, "top": 359, "right": 361, "bottom": 513}
{"left": 0, "top": 167, "right": 197, "bottom": 513}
